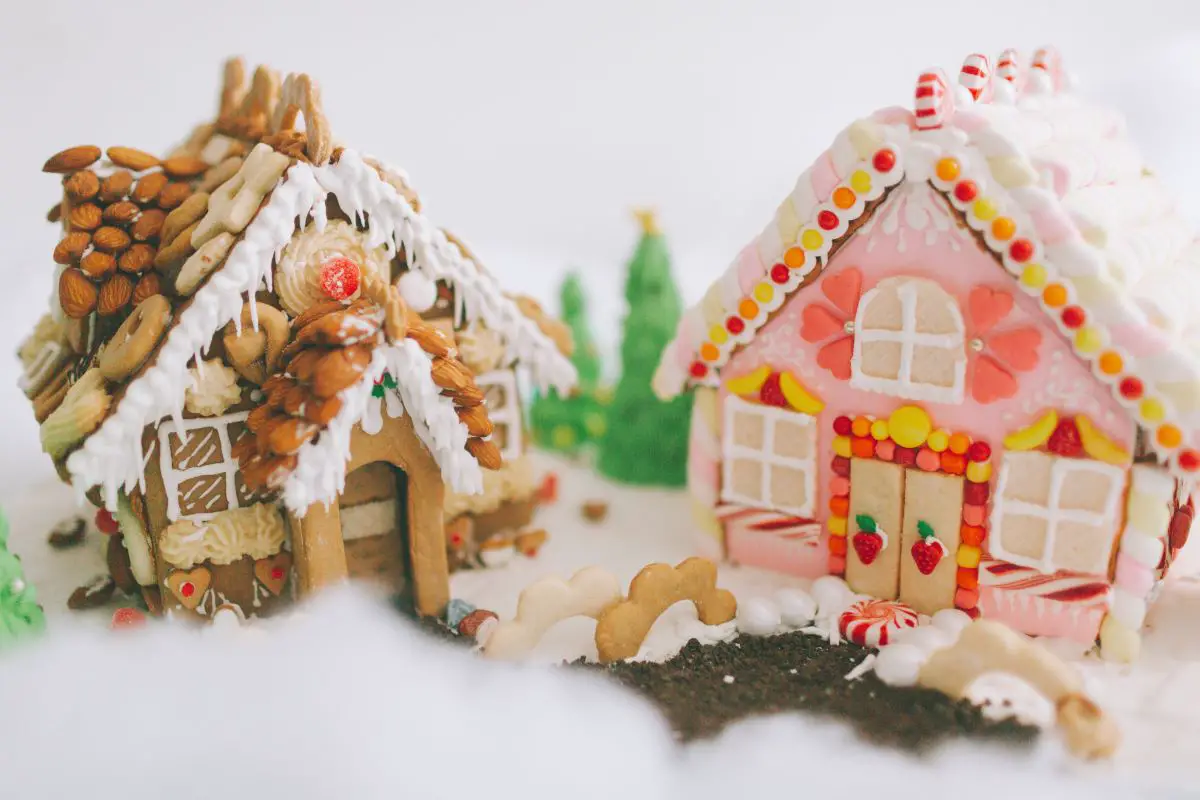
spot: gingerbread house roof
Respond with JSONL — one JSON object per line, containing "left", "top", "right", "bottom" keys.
{"left": 653, "top": 48, "right": 1200, "bottom": 479}
{"left": 28, "top": 62, "right": 574, "bottom": 514}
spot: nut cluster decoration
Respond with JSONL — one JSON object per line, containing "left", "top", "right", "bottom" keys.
{"left": 47, "top": 144, "right": 208, "bottom": 319}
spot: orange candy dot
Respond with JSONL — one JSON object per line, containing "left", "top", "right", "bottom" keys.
{"left": 851, "top": 437, "right": 876, "bottom": 459}
{"left": 957, "top": 567, "right": 979, "bottom": 591}
{"left": 941, "top": 452, "right": 966, "bottom": 474}
{"left": 829, "top": 536, "right": 848, "bottom": 556}
{"left": 829, "top": 496, "right": 850, "bottom": 517}
{"left": 784, "top": 247, "right": 806, "bottom": 269}
{"left": 935, "top": 158, "right": 960, "bottom": 182}
{"left": 1043, "top": 284, "right": 1068, "bottom": 307}
{"left": 699, "top": 343, "right": 720, "bottom": 362}
{"left": 948, "top": 433, "right": 970, "bottom": 455}
{"left": 991, "top": 217, "right": 1016, "bottom": 241}
{"left": 851, "top": 417, "right": 872, "bottom": 437}
{"left": 960, "top": 524, "right": 986, "bottom": 547}
{"left": 738, "top": 299, "right": 759, "bottom": 319}
{"left": 1157, "top": 424, "right": 1183, "bottom": 449}
{"left": 832, "top": 187, "right": 856, "bottom": 210}
{"left": 1098, "top": 351, "right": 1123, "bottom": 375}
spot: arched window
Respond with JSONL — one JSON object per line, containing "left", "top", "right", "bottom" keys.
{"left": 850, "top": 277, "right": 966, "bottom": 403}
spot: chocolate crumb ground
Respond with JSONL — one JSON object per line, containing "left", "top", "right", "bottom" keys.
{"left": 576, "top": 632, "right": 1039, "bottom": 752}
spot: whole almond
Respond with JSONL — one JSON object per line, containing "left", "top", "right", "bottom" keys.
{"left": 160, "top": 194, "right": 208, "bottom": 247}
{"left": 132, "top": 272, "right": 161, "bottom": 305}
{"left": 64, "top": 170, "right": 100, "bottom": 202}
{"left": 102, "top": 200, "right": 140, "bottom": 225}
{"left": 161, "top": 156, "right": 208, "bottom": 178}
{"left": 131, "top": 172, "right": 169, "bottom": 205}
{"left": 155, "top": 182, "right": 193, "bottom": 210}
{"left": 106, "top": 147, "right": 160, "bottom": 172}
{"left": 47, "top": 203, "right": 63, "bottom": 224}
{"left": 154, "top": 221, "right": 197, "bottom": 270}
{"left": 68, "top": 203, "right": 102, "bottom": 231}
{"left": 118, "top": 243, "right": 155, "bottom": 274}
{"left": 53, "top": 231, "right": 91, "bottom": 265}
{"left": 59, "top": 268, "right": 98, "bottom": 318}
{"left": 99, "top": 170, "right": 133, "bottom": 203}
{"left": 131, "top": 208, "right": 166, "bottom": 242}
{"left": 43, "top": 145, "right": 102, "bottom": 174}
{"left": 466, "top": 437, "right": 502, "bottom": 470}
{"left": 92, "top": 226, "right": 131, "bottom": 253}
{"left": 97, "top": 274, "right": 134, "bottom": 316}
{"left": 80, "top": 250, "right": 116, "bottom": 280}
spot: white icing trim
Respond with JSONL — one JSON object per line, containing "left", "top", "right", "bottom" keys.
{"left": 475, "top": 368, "right": 522, "bottom": 463}
{"left": 157, "top": 411, "right": 248, "bottom": 523}
{"left": 850, "top": 277, "right": 966, "bottom": 404}
{"left": 989, "top": 451, "right": 1125, "bottom": 575}
{"left": 283, "top": 338, "right": 483, "bottom": 515}
{"left": 720, "top": 395, "right": 816, "bottom": 517}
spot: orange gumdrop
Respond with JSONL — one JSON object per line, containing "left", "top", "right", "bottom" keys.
{"left": 851, "top": 416, "right": 872, "bottom": 437}
{"left": 941, "top": 452, "right": 966, "bottom": 474}
{"left": 829, "top": 536, "right": 848, "bottom": 556}
{"left": 956, "top": 567, "right": 979, "bottom": 590}
{"left": 960, "top": 524, "right": 986, "bottom": 547}
{"left": 851, "top": 437, "right": 876, "bottom": 459}
{"left": 829, "top": 496, "right": 850, "bottom": 517}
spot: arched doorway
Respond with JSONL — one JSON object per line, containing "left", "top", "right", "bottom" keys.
{"left": 340, "top": 461, "right": 412, "bottom": 608}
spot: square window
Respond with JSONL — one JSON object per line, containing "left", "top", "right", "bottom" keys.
{"left": 999, "top": 451, "right": 1055, "bottom": 506}
{"left": 858, "top": 290, "right": 904, "bottom": 331}
{"left": 177, "top": 474, "right": 230, "bottom": 517}
{"left": 157, "top": 411, "right": 249, "bottom": 522}
{"left": 721, "top": 395, "right": 817, "bottom": 517}
{"left": 997, "top": 514, "right": 1049, "bottom": 562}
{"left": 909, "top": 345, "right": 960, "bottom": 389}
{"left": 483, "top": 381, "right": 507, "bottom": 410}
{"left": 769, "top": 465, "right": 809, "bottom": 511}
{"left": 492, "top": 422, "right": 509, "bottom": 452}
{"left": 1051, "top": 519, "right": 1113, "bottom": 574}
{"left": 168, "top": 427, "right": 225, "bottom": 470}
{"left": 859, "top": 340, "right": 904, "bottom": 381}
{"left": 732, "top": 411, "right": 765, "bottom": 450}
{"left": 774, "top": 419, "right": 813, "bottom": 459}
{"left": 728, "top": 458, "right": 763, "bottom": 501}
{"left": 1058, "top": 468, "right": 1118, "bottom": 514}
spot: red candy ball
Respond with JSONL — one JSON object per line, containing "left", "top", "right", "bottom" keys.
{"left": 95, "top": 509, "right": 119, "bottom": 535}
{"left": 111, "top": 607, "right": 146, "bottom": 630}
{"left": 726, "top": 316, "right": 745, "bottom": 334}
{"left": 770, "top": 263, "right": 790, "bottom": 284}
{"left": 1179, "top": 449, "right": 1200, "bottom": 471}
{"left": 1119, "top": 377, "right": 1144, "bottom": 399}
{"left": 873, "top": 150, "right": 896, "bottom": 173}
{"left": 1061, "top": 306, "right": 1086, "bottom": 329}
{"left": 689, "top": 362, "right": 708, "bottom": 379}
{"left": 1009, "top": 239, "right": 1034, "bottom": 262}
{"left": 833, "top": 416, "right": 853, "bottom": 436}
{"left": 967, "top": 441, "right": 991, "bottom": 462}
{"left": 954, "top": 181, "right": 978, "bottom": 203}
{"left": 818, "top": 210, "right": 839, "bottom": 231}
{"left": 319, "top": 257, "right": 361, "bottom": 301}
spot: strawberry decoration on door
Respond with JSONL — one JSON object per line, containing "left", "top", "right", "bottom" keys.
{"left": 911, "top": 520, "right": 948, "bottom": 574}
{"left": 853, "top": 513, "right": 888, "bottom": 565}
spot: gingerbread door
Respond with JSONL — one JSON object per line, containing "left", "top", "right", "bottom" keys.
{"left": 845, "top": 461, "right": 963, "bottom": 614}
{"left": 339, "top": 462, "right": 412, "bottom": 602}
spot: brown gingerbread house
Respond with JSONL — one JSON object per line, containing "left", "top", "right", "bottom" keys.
{"left": 19, "top": 60, "right": 577, "bottom": 621}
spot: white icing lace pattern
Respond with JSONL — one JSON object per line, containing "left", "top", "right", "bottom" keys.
{"left": 282, "top": 339, "right": 483, "bottom": 513}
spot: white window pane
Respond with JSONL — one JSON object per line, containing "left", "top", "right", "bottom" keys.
{"left": 1051, "top": 518, "right": 1112, "bottom": 575}
{"left": 774, "top": 419, "right": 813, "bottom": 459}
{"left": 859, "top": 340, "right": 904, "bottom": 381}
{"left": 998, "top": 514, "right": 1049, "bottom": 562}
{"left": 999, "top": 451, "right": 1055, "bottom": 506}
{"left": 1058, "top": 468, "right": 1118, "bottom": 514}
{"left": 731, "top": 411, "right": 765, "bottom": 451}
{"left": 769, "top": 464, "right": 809, "bottom": 511}
{"left": 859, "top": 288, "right": 904, "bottom": 330}
{"left": 728, "top": 458, "right": 764, "bottom": 502}
{"left": 910, "top": 345, "right": 961, "bottom": 389}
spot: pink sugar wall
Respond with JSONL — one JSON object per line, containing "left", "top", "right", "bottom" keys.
{"left": 718, "top": 185, "right": 1135, "bottom": 553}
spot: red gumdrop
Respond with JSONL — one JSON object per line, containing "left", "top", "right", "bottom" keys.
{"left": 110, "top": 607, "right": 147, "bottom": 630}
{"left": 319, "top": 257, "right": 361, "bottom": 301}
{"left": 95, "top": 509, "right": 119, "bottom": 535}
{"left": 832, "top": 416, "right": 853, "bottom": 436}
{"left": 967, "top": 441, "right": 991, "bottom": 462}
{"left": 1046, "top": 418, "right": 1083, "bottom": 457}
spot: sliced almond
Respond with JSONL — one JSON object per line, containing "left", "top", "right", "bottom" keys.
{"left": 106, "top": 146, "right": 160, "bottom": 172}
{"left": 43, "top": 145, "right": 101, "bottom": 174}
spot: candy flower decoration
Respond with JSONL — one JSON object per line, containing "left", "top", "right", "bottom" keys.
{"left": 319, "top": 256, "right": 360, "bottom": 301}
{"left": 799, "top": 267, "right": 863, "bottom": 380}
{"left": 966, "top": 285, "right": 1042, "bottom": 403}
{"left": 911, "top": 520, "right": 948, "bottom": 575}
{"left": 852, "top": 514, "right": 889, "bottom": 566}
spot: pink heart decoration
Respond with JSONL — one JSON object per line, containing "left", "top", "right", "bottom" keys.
{"left": 816, "top": 336, "right": 854, "bottom": 381}
{"left": 988, "top": 327, "right": 1042, "bottom": 371}
{"left": 821, "top": 268, "right": 863, "bottom": 318}
{"left": 970, "top": 356, "right": 1019, "bottom": 404}
{"left": 968, "top": 286, "right": 1014, "bottom": 335}
{"left": 800, "top": 304, "right": 845, "bottom": 343}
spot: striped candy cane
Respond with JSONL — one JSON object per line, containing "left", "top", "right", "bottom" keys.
{"left": 959, "top": 53, "right": 992, "bottom": 101}
{"left": 1032, "top": 45, "right": 1062, "bottom": 90}
{"left": 913, "top": 68, "right": 952, "bottom": 130}
{"left": 996, "top": 49, "right": 1021, "bottom": 83}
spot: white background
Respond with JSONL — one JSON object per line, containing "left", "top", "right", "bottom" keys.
{"left": 1, "top": 0, "right": 1199, "bottom": 493}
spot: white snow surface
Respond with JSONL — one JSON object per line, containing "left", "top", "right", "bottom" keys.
{"left": 3, "top": 453, "right": 1200, "bottom": 795}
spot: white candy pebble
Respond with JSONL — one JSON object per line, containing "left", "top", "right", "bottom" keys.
{"left": 888, "top": 625, "right": 954, "bottom": 654}
{"left": 736, "top": 597, "right": 782, "bottom": 637}
{"left": 396, "top": 270, "right": 438, "bottom": 313}
{"left": 776, "top": 588, "right": 817, "bottom": 627}
{"left": 874, "top": 643, "right": 926, "bottom": 687}
{"left": 931, "top": 608, "right": 973, "bottom": 638}
{"left": 811, "top": 576, "right": 853, "bottom": 615}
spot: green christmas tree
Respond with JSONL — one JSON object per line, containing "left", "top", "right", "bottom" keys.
{"left": 596, "top": 211, "right": 693, "bottom": 486}
{"left": 529, "top": 273, "right": 608, "bottom": 454}
{"left": 0, "top": 509, "right": 45, "bottom": 646}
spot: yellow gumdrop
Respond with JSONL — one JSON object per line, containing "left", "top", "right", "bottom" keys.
{"left": 832, "top": 436, "right": 852, "bottom": 458}
{"left": 869, "top": 419, "right": 889, "bottom": 441}
{"left": 828, "top": 516, "right": 847, "bottom": 536}
{"left": 926, "top": 429, "right": 949, "bottom": 452}
{"left": 887, "top": 405, "right": 933, "bottom": 449}
{"left": 965, "top": 460, "right": 992, "bottom": 483}
{"left": 850, "top": 170, "right": 872, "bottom": 194}
{"left": 956, "top": 545, "right": 982, "bottom": 569}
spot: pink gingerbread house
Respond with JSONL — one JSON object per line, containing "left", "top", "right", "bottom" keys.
{"left": 653, "top": 49, "right": 1198, "bottom": 662}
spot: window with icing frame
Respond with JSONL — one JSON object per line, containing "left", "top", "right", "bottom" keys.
{"left": 476, "top": 368, "right": 522, "bottom": 462}
{"left": 850, "top": 276, "right": 966, "bottom": 403}
{"left": 989, "top": 450, "right": 1125, "bottom": 575}
{"left": 157, "top": 411, "right": 258, "bottom": 522}
{"left": 720, "top": 395, "right": 817, "bottom": 516}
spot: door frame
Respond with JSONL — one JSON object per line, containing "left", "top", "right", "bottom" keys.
{"left": 825, "top": 407, "right": 993, "bottom": 616}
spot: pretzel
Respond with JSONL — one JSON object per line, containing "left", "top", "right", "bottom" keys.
{"left": 270, "top": 73, "right": 333, "bottom": 166}
{"left": 222, "top": 301, "right": 291, "bottom": 385}
{"left": 191, "top": 143, "right": 289, "bottom": 248}
{"left": 219, "top": 57, "right": 247, "bottom": 120}
{"left": 594, "top": 557, "right": 737, "bottom": 663}
{"left": 230, "top": 65, "right": 280, "bottom": 140}
{"left": 482, "top": 567, "right": 622, "bottom": 660}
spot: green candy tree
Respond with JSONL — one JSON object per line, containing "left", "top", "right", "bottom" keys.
{"left": 597, "top": 211, "right": 693, "bottom": 486}
{"left": 0, "top": 509, "right": 45, "bottom": 646}
{"left": 529, "top": 273, "right": 608, "bottom": 454}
